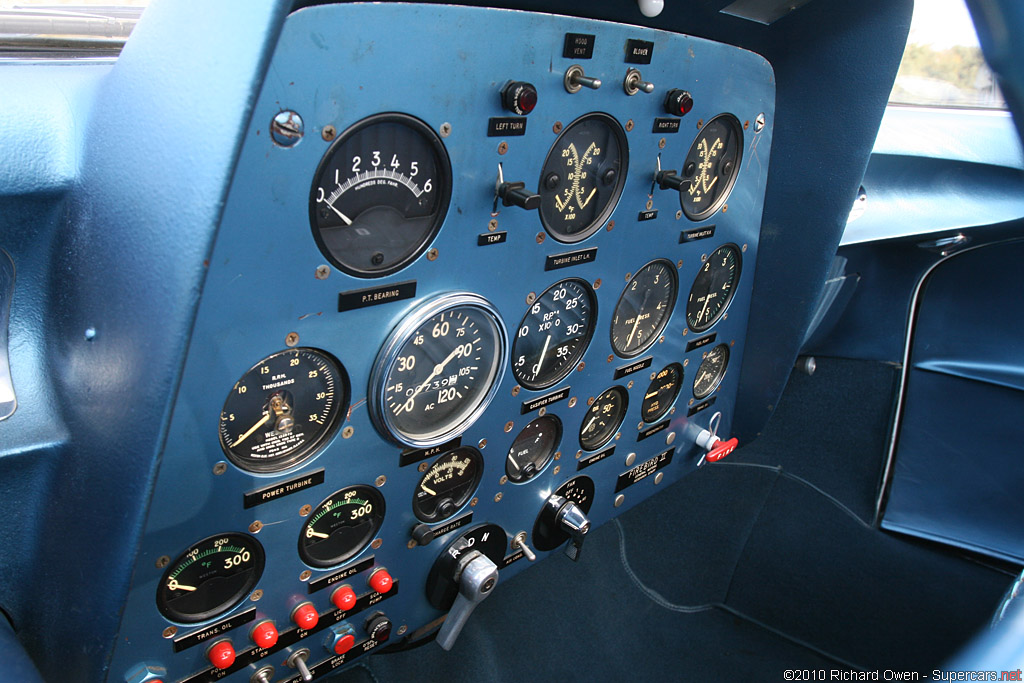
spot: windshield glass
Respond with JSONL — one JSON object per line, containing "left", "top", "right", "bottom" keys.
{"left": 0, "top": 1, "right": 146, "bottom": 57}
{"left": 889, "top": 0, "right": 1005, "bottom": 109}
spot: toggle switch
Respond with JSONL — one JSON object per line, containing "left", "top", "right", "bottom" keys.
{"left": 286, "top": 649, "right": 313, "bottom": 683}
{"left": 511, "top": 531, "right": 537, "bottom": 562}
{"left": 623, "top": 68, "right": 654, "bottom": 96}
{"left": 564, "top": 64, "right": 602, "bottom": 93}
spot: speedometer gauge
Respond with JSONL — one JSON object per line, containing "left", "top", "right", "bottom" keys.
{"left": 370, "top": 293, "right": 507, "bottom": 448}
{"left": 538, "top": 112, "right": 628, "bottom": 243}
{"left": 680, "top": 113, "right": 742, "bottom": 221}
{"left": 512, "top": 278, "right": 595, "bottom": 390}
{"left": 309, "top": 113, "right": 451, "bottom": 278}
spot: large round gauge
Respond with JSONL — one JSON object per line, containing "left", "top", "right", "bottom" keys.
{"left": 299, "top": 485, "right": 386, "bottom": 568}
{"left": 579, "top": 386, "right": 628, "bottom": 451}
{"left": 370, "top": 293, "right": 507, "bottom": 448}
{"left": 309, "top": 113, "right": 452, "bottom": 278}
{"left": 610, "top": 259, "right": 678, "bottom": 358}
{"left": 413, "top": 447, "right": 484, "bottom": 523}
{"left": 512, "top": 278, "right": 596, "bottom": 390}
{"left": 686, "top": 244, "right": 741, "bottom": 332}
{"left": 506, "top": 415, "right": 562, "bottom": 483}
{"left": 641, "top": 362, "right": 683, "bottom": 423}
{"left": 538, "top": 112, "right": 628, "bottom": 243}
{"left": 157, "top": 533, "right": 265, "bottom": 624}
{"left": 219, "top": 348, "right": 348, "bottom": 473}
{"left": 693, "top": 343, "right": 730, "bottom": 399}
{"left": 679, "top": 113, "right": 743, "bottom": 221}
{"left": 533, "top": 475, "right": 594, "bottom": 551}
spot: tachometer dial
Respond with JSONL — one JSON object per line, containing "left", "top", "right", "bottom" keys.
{"left": 641, "top": 362, "right": 683, "bottom": 423}
{"left": 309, "top": 113, "right": 451, "bottom": 277}
{"left": 219, "top": 348, "right": 348, "bottom": 473}
{"left": 299, "top": 485, "right": 386, "bottom": 568}
{"left": 686, "top": 244, "right": 741, "bottom": 332}
{"left": 370, "top": 293, "right": 507, "bottom": 448}
{"left": 611, "top": 259, "right": 678, "bottom": 358}
{"left": 579, "top": 386, "right": 628, "bottom": 451}
{"left": 512, "top": 278, "right": 595, "bottom": 390}
{"left": 538, "top": 112, "right": 628, "bottom": 243}
{"left": 679, "top": 113, "right": 742, "bottom": 221}
{"left": 413, "top": 447, "right": 483, "bottom": 523}
{"left": 506, "top": 415, "right": 562, "bottom": 483}
{"left": 693, "top": 343, "right": 730, "bottom": 399}
{"left": 156, "top": 533, "right": 265, "bottom": 624}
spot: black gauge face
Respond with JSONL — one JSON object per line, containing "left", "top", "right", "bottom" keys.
{"left": 413, "top": 447, "right": 484, "bottom": 523}
{"left": 506, "top": 415, "right": 562, "bottom": 483}
{"left": 642, "top": 363, "right": 683, "bottom": 423}
{"left": 611, "top": 259, "right": 678, "bottom": 358}
{"left": 579, "top": 386, "right": 628, "bottom": 451}
{"left": 309, "top": 113, "right": 452, "bottom": 278}
{"left": 533, "top": 476, "right": 595, "bottom": 551}
{"left": 299, "top": 485, "right": 386, "bottom": 568}
{"left": 157, "top": 533, "right": 265, "bottom": 624}
{"left": 371, "top": 294, "right": 506, "bottom": 448}
{"left": 219, "top": 348, "right": 348, "bottom": 473}
{"left": 686, "top": 244, "right": 741, "bottom": 332}
{"left": 512, "top": 279, "right": 596, "bottom": 390}
{"left": 538, "top": 113, "right": 628, "bottom": 243}
{"left": 693, "top": 344, "right": 730, "bottom": 399}
{"left": 680, "top": 113, "right": 743, "bottom": 221}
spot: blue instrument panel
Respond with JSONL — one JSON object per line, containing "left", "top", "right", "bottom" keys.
{"left": 109, "top": 4, "right": 774, "bottom": 681}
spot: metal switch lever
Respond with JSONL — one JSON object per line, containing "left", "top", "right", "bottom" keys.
{"left": 553, "top": 496, "right": 591, "bottom": 561}
{"left": 624, "top": 68, "right": 654, "bottom": 95}
{"left": 564, "top": 64, "right": 602, "bottom": 93}
{"left": 286, "top": 649, "right": 313, "bottom": 682}
{"left": 437, "top": 551, "right": 499, "bottom": 651}
{"left": 512, "top": 532, "right": 537, "bottom": 561}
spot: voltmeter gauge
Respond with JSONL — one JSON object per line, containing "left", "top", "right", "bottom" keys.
{"left": 413, "top": 447, "right": 483, "bottom": 523}
{"left": 533, "top": 476, "right": 595, "bottom": 551}
{"left": 693, "top": 343, "right": 730, "bottom": 399}
{"left": 512, "top": 278, "right": 596, "bottom": 390}
{"left": 299, "top": 485, "right": 386, "bottom": 568}
{"left": 370, "top": 293, "right": 507, "bottom": 448}
{"left": 506, "top": 415, "right": 562, "bottom": 483}
{"left": 309, "top": 113, "right": 452, "bottom": 278}
{"left": 641, "top": 362, "right": 683, "bottom": 423}
{"left": 610, "top": 259, "right": 678, "bottom": 358}
{"left": 679, "top": 113, "right": 743, "bottom": 221}
{"left": 219, "top": 348, "right": 348, "bottom": 473}
{"left": 156, "top": 533, "right": 265, "bottom": 624}
{"left": 538, "top": 112, "right": 628, "bottom": 243}
{"left": 686, "top": 244, "right": 741, "bottom": 332}
{"left": 579, "top": 386, "right": 628, "bottom": 451}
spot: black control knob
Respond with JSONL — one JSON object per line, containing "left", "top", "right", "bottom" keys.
{"left": 501, "top": 81, "right": 538, "bottom": 115}
{"left": 656, "top": 169, "right": 687, "bottom": 192}
{"left": 664, "top": 89, "right": 694, "bottom": 117}
{"left": 495, "top": 163, "right": 540, "bottom": 210}
{"left": 364, "top": 612, "right": 392, "bottom": 642}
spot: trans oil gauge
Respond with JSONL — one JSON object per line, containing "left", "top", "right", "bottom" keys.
{"left": 299, "top": 485, "right": 386, "bottom": 568}
{"left": 219, "top": 348, "right": 348, "bottom": 473}
{"left": 310, "top": 113, "right": 452, "bottom": 277}
{"left": 413, "top": 447, "right": 483, "bottom": 523}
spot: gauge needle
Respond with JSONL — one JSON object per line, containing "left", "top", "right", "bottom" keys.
{"left": 325, "top": 201, "right": 353, "bottom": 226}
{"left": 171, "top": 583, "right": 197, "bottom": 592}
{"left": 395, "top": 345, "right": 464, "bottom": 415}
{"left": 421, "top": 484, "right": 437, "bottom": 495}
{"left": 697, "top": 295, "right": 711, "bottom": 324}
{"left": 231, "top": 413, "right": 271, "bottom": 448}
{"left": 307, "top": 530, "right": 329, "bottom": 539}
{"left": 627, "top": 290, "right": 651, "bottom": 347}
{"left": 645, "top": 391, "right": 659, "bottom": 399}
{"left": 583, "top": 415, "right": 598, "bottom": 434}
{"left": 532, "top": 334, "right": 551, "bottom": 377}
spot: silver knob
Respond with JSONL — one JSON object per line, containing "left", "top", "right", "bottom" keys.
{"left": 286, "top": 649, "right": 313, "bottom": 682}
{"left": 436, "top": 551, "right": 499, "bottom": 650}
{"left": 564, "top": 64, "right": 602, "bottom": 93}
{"left": 624, "top": 68, "right": 655, "bottom": 95}
{"left": 555, "top": 498, "right": 591, "bottom": 561}
{"left": 512, "top": 532, "right": 537, "bottom": 562}
{"left": 250, "top": 666, "right": 274, "bottom": 683}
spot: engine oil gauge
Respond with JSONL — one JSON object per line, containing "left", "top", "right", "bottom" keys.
{"left": 413, "top": 447, "right": 484, "bottom": 523}
{"left": 299, "top": 485, "right": 386, "bottom": 568}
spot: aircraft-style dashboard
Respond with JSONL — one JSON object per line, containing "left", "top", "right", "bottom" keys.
{"left": 97, "top": 4, "right": 774, "bottom": 681}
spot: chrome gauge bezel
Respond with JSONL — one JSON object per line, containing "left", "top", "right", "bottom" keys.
{"left": 369, "top": 292, "right": 508, "bottom": 448}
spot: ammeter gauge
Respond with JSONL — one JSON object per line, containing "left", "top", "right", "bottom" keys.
{"left": 299, "top": 485, "right": 386, "bottom": 568}
{"left": 693, "top": 344, "right": 730, "bottom": 399}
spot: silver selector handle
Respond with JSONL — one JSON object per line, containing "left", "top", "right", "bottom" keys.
{"left": 436, "top": 551, "right": 499, "bottom": 651}
{"left": 555, "top": 499, "right": 591, "bottom": 561}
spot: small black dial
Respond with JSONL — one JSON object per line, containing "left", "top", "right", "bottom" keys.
{"left": 686, "top": 244, "right": 741, "bottom": 332}
{"left": 299, "top": 485, "right": 386, "bottom": 568}
{"left": 219, "top": 348, "right": 348, "bottom": 473}
{"left": 611, "top": 259, "right": 678, "bottom": 358}
{"left": 310, "top": 113, "right": 452, "bottom": 278}
{"left": 693, "top": 344, "right": 730, "bottom": 399}
{"left": 579, "top": 386, "right": 628, "bottom": 451}
{"left": 413, "top": 447, "right": 484, "bottom": 523}
{"left": 506, "top": 415, "right": 562, "bottom": 483}
{"left": 156, "top": 533, "right": 265, "bottom": 624}
{"left": 512, "top": 279, "right": 596, "bottom": 390}
{"left": 679, "top": 113, "right": 742, "bottom": 221}
{"left": 533, "top": 476, "right": 595, "bottom": 552}
{"left": 641, "top": 363, "right": 683, "bottom": 423}
{"left": 538, "top": 112, "right": 628, "bottom": 243}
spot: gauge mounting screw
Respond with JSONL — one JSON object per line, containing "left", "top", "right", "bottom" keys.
{"left": 271, "top": 110, "right": 304, "bottom": 147}
{"left": 315, "top": 265, "right": 330, "bottom": 280}
{"left": 321, "top": 125, "right": 336, "bottom": 141}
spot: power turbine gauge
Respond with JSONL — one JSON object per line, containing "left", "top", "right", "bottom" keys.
{"left": 679, "top": 113, "right": 743, "bottom": 221}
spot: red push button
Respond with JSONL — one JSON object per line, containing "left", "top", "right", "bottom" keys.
{"left": 331, "top": 584, "right": 358, "bottom": 611}
{"left": 292, "top": 602, "right": 319, "bottom": 630}
{"left": 333, "top": 633, "right": 356, "bottom": 655}
{"left": 706, "top": 437, "right": 739, "bottom": 463}
{"left": 368, "top": 568, "right": 393, "bottom": 594}
{"left": 250, "top": 620, "right": 278, "bottom": 649}
{"left": 207, "top": 639, "right": 235, "bottom": 670}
